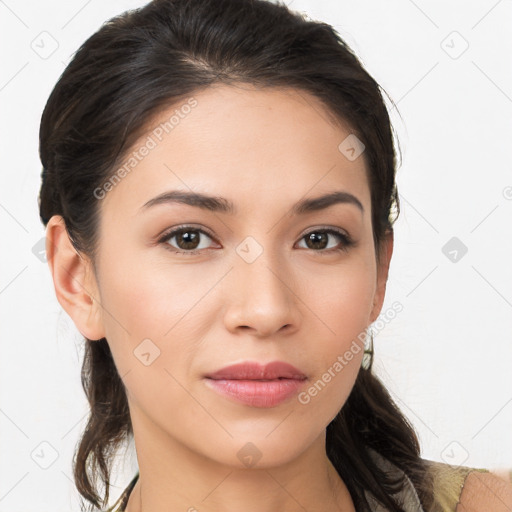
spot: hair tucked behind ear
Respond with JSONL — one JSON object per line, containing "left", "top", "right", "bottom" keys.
{"left": 38, "top": 0, "right": 438, "bottom": 510}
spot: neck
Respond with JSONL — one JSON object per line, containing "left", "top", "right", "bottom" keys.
{"left": 124, "top": 407, "right": 355, "bottom": 512}
{"left": 127, "top": 461, "right": 354, "bottom": 512}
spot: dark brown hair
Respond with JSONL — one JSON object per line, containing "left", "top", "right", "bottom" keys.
{"left": 38, "top": 0, "right": 435, "bottom": 510}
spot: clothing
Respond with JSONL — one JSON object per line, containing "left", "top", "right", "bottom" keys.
{"left": 104, "top": 449, "right": 489, "bottom": 512}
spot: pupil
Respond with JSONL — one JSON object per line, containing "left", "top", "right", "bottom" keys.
{"left": 307, "top": 232, "right": 327, "bottom": 250}
{"left": 178, "top": 231, "right": 199, "bottom": 249}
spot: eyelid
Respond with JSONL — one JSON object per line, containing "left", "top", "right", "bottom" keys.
{"left": 156, "top": 224, "right": 219, "bottom": 250}
{"left": 157, "top": 223, "right": 215, "bottom": 239}
{"left": 299, "top": 225, "right": 350, "bottom": 239}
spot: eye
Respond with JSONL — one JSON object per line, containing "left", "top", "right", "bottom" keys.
{"left": 296, "top": 228, "right": 355, "bottom": 253}
{"left": 158, "top": 226, "right": 218, "bottom": 254}
{"left": 157, "top": 225, "right": 355, "bottom": 256}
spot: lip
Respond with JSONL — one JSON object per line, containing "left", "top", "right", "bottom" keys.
{"left": 205, "top": 361, "right": 307, "bottom": 380}
{"left": 204, "top": 361, "right": 307, "bottom": 408}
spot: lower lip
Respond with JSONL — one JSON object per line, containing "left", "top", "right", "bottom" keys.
{"left": 204, "top": 378, "right": 306, "bottom": 408}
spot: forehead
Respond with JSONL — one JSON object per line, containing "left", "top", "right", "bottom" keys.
{"left": 100, "top": 84, "right": 371, "bottom": 218}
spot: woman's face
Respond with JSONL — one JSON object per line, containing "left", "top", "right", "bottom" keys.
{"left": 69, "top": 84, "right": 392, "bottom": 468}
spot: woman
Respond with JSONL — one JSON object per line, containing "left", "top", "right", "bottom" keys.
{"left": 38, "top": 0, "right": 511, "bottom": 510}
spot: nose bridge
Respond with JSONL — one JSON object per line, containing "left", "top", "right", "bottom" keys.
{"left": 223, "top": 241, "right": 300, "bottom": 336}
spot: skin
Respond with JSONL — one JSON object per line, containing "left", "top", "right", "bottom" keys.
{"left": 46, "top": 84, "right": 394, "bottom": 512}
{"left": 457, "top": 471, "right": 512, "bottom": 511}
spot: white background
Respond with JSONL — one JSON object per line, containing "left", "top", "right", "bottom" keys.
{"left": 1, "top": 0, "right": 511, "bottom": 510}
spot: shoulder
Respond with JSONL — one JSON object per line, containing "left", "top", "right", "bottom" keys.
{"left": 457, "top": 470, "right": 512, "bottom": 511}
{"left": 424, "top": 459, "right": 512, "bottom": 511}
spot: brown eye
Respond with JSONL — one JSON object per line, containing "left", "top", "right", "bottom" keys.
{"left": 297, "top": 229, "right": 354, "bottom": 253}
{"left": 160, "top": 227, "right": 216, "bottom": 254}
{"left": 173, "top": 230, "right": 202, "bottom": 250}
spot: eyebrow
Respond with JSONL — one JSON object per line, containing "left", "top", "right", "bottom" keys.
{"left": 139, "top": 190, "right": 364, "bottom": 216}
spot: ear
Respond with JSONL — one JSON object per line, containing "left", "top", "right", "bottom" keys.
{"left": 369, "top": 230, "right": 394, "bottom": 324}
{"left": 45, "top": 215, "right": 105, "bottom": 341}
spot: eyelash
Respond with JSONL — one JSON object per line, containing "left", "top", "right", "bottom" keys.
{"left": 157, "top": 225, "right": 355, "bottom": 256}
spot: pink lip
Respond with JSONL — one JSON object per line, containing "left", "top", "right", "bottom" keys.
{"left": 204, "top": 361, "right": 307, "bottom": 408}
{"left": 205, "top": 361, "right": 306, "bottom": 380}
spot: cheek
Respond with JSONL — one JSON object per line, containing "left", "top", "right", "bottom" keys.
{"left": 99, "top": 235, "right": 218, "bottom": 330}
{"left": 298, "top": 257, "right": 375, "bottom": 412}
{"left": 95, "top": 258, "right": 214, "bottom": 425}
{"left": 95, "top": 245, "right": 218, "bottom": 378}
{"left": 307, "top": 252, "right": 376, "bottom": 341}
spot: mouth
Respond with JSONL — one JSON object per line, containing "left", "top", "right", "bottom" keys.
{"left": 203, "top": 361, "right": 307, "bottom": 408}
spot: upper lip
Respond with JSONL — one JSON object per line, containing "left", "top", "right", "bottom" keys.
{"left": 205, "top": 361, "right": 307, "bottom": 380}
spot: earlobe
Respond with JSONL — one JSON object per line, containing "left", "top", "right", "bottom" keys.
{"left": 45, "top": 215, "right": 105, "bottom": 341}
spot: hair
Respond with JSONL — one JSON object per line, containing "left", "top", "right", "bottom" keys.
{"left": 38, "top": 0, "right": 439, "bottom": 510}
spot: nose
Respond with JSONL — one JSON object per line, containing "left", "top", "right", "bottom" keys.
{"left": 222, "top": 251, "right": 302, "bottom": 338}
